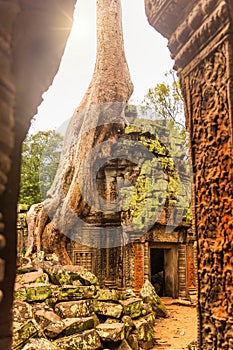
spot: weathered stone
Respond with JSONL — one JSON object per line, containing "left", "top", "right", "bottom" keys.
{"left": 55, "top": 329, "right": 102, "bottom": 349}
{"left": 133, "top": 314, "right": 155, "bottom": 349}
{"left": 21, "top": 338, "right": 59, "bottom": 350}
{"left": 16, "top": 269, "right": 48, "bottom": 285}
{"left": 63, "top": 265, "right": 99, "bottom": 286}
{"left": 120, "top": 289, "right": 137, "bottom": 300}
{"left": 43, "top": 263, "right": 71, "bottom": 285}
{"left": 62, "top": 316, "right": 97, "bottom": 336}
{"left": 13, "top": 301, "right": 32, "bottom": 326}
{"left": 44, "top": 321, "right": 66, "bottom": 339}
{"left": 114, "top": 339, "right": 133, "bottom": 350}
{"left": 96, "top": 289, "right": 121, "bottom": 301}
{"left": 55, "top": 300, "right": 94, "bottom": 318}
{"left": 55, "top": 285, "right": 97, "bottom": 301}
{"left": 25, "top": 283, "right": 52, "bottom": 302}
{"left": 14, "top": 286, "right": 27, "bottom": 301}
{"left": 44, "top": 264, "right": 99, "bottom": 286}
{"left": 120, "top": 298, "right": 143, "bottom": 319}
{"left": 32, "top": 302, "right": 53, "bottom": 314}
{"left": 34, "top": 310, "right": 62, "bottom": 329}
{"left": 94, "top": 301, "right": 123, "bottom": 318}
{"left": 17, "top": 264, "right": 36, "bottom": 275}
{"left": 122, "top": 316, "right": 134, "bottom": 339}
{"left": 140, "top": 303, "right": 153, "bottom": 316}
{"left": 140, "top": 280, "right": 167, "bottom": 317}
{"left": 127, "top": 334, "right": 139, "bottom": 350}
{"left": 13, "top": 320, "right": 38, "bottom": 349}
{"left": 96, "top": 322, "right": 125, "bottom": 342}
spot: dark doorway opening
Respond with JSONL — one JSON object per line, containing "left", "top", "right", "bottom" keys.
{"left": 150, "top": 248, "right": 165, "bottom": 296}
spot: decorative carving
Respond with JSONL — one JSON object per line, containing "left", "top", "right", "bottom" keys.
{"left": 183, "top": 42, "right": 233, "bottom": 349}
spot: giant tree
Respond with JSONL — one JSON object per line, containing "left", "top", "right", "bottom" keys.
{"left": 26, "top": 0, "right": 133, "bottom": 262}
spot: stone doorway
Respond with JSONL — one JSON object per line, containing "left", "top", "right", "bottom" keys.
{"left": 150, "top": 244, "right": 178, "bottom": 298}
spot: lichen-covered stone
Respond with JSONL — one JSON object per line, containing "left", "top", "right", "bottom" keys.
{"left": 139, "top": 280, "right": 167, "bottom": 317}
{"left": 122, "top": 316, "right": 134, "bottom": 339}
{"left": 94, "top": 301, "right": 123, "bottom": 318}
{"left": 127, "top": 334, "right": 139, "bottom": 350}
{"left": 55, "top": 329, "right": 102, "bottom": 349}
{"left": 119, "top": 298, "right": 143, "bottom": 319}
{"left": 14, "top": 286, "right": 27, "bottom": 301}
{"left": 96, "top": 322, "right": 125, "bottom": 342}
{"left": 55, "top": 285, "right": 97, "bottom": 301}
{"left": 62, "top": 316, "right": 97, "bottom": 336}
{"left": 96, "top": 289, "right": 121, "bottom": 301}
{"left": 21, "top": 338, "right": 60, "bottom": 350}
{"left": 114, "top": 339, "right": 133, "bottom": 350}
{"left": 120, "top": 289, "right": 137, "bottom": 300}
{"left": 34, "top": 310, "right": 62, "bottom": 329}
{"left": 44, "top": 264, "right": 99, "bottom": 286}
{"left": 16, "top": 269, "right": 48, "bottom": 285}
{"left": 140, "top": 303, "right": 152, "bottom": 316}
{"left": 55, "top": 300, "right": 94, "bottom": 318}
{"left": 25, "top": 283, "right": 52, "bottom": 302}
{"left": 13, "top": 320, "right": 38, "bottom": 349}
{"left": 133, "top": 314, "right": 155, "bottom": 349}
{"left": 13, "top": 301, "right": 32, "bottom": 327}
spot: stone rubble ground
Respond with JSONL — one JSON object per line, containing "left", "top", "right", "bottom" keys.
{"left": 13, "top": 253, "right": 168, "bottom": 350}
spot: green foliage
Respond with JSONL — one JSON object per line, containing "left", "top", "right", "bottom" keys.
{"left": 140, "top": 69, "right": 185, "bottom": 127}
{"left": 19, "top": 130, "right": 63, "bottom": 206}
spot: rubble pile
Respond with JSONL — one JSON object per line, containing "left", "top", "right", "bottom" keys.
{"left": 13, "top": 254, "right": 167, "bottom": 350}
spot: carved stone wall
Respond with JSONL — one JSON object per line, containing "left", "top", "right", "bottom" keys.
{"left": 145, "top": 0, "right": 233, "bottom": 349}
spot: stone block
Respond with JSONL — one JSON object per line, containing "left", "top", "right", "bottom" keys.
{"left": 55, "top": 329, "right": 102, "bottom": 349}
{"left": 120, "top": 298, "right": 143, "bottom": 318}
{"left": 94, "top": 301, "right": 123, "bottom": 318}
{"left": 13, "top": 320, "right": 38, "bottom": 349}
{"left": 21, "top": 338, "right": 59, "bottom": 350}
{"left": 96, "top": 322, "right": 125, "bottom": 342}
{"left": 55, "top": 300, "right": 94, "bottom": 318}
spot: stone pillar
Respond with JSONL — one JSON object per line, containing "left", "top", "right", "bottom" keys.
{"left": 145, "top": 1, "right": 233, "bottom": 349}
{"left": 133, "top": 240, "right": 145, "bottom": 293}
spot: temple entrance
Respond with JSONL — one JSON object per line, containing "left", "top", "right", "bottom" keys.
{"left": 150, "top": 244, "right": 178, "bottom": 298}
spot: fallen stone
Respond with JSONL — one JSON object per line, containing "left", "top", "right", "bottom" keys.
{"left": 16, "top": 269, "right": 48, "bottom": 285}
{"left": 127, "top": 334, "right": 139, "bottom": 350}
{"left": 13, "top": 300, "right": 32, "bottom": 326}
{"left": 96, "top": 322, "right": 125, "bottom": 342}
{"left": 55, "top": 285, "right": 97, "bottom": 301}
{"left": 63, "top": 265, "right": 99, "bottom": 286}
{"left": 96, "top": 289, "right": 121, "bottom": 301}
{"left": 133, "top": 314, "right": 155, "bottom": 349}
{"left": 21, "top": 338, "right": 60, "bottom": 350}
{"left": 120, "top": 289, "right": 137, "bottom": 300}
{"left": 14, "top": 286, "right": 27, "bottom": 301}
{"left": 25, "top": 283, "right": 52, "bottom": 302}
{"left": 140, "top": 280, "right": 167, "bottom": 317}
{"left": 122, "top": 316, "right": 134, "bottom": 339}
{"left": 44, "top": 264, "right": 99, "bottom": 286}
{"left": 34, "top": 310, "right": 62, "bottom": 329}
{"left": 62, "top": 316, "right": 97, "bottom": 336}
{"left": 13, "top": 320, "right": 38, "bottom": 349}
{"left": 114, "top": 339, "right": 133, "bottom": 350}
{"left": 94, "top": 301, "right": 123, "bottom": 319}
{"left": 55, "top": 300, "right": 94, "bottom": 318}
{"left": 55, "top": 329, "right": 102, "bottom": 349}
{"left": 119, "top": 298, "right": 143, "bottom": 319}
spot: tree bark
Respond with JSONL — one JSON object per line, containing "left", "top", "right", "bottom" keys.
{"left": 26, "top": 0, "right": 133, "bottom": 263}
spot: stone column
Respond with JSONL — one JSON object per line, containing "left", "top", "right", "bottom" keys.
{"left": 145, "top": 1, "right": 233, "bottom": 349}
{"left": 133, "top": 240, "right": 145, "bottom": 293}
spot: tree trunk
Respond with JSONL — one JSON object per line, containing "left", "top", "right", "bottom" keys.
{"left": 26, "top": 0, "right": 133, "bottom": 263}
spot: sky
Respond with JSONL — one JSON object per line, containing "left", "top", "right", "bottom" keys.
{"left": 31, "top": 0, "right": 174, "bottom": 133}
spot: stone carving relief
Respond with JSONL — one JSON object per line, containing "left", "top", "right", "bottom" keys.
{"left": 184, "top": 42, "right": 233, "bottom": 349}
